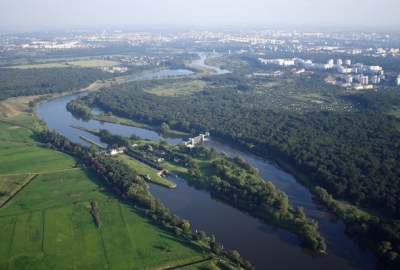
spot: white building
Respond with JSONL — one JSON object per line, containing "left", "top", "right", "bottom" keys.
{"left": 337, "top": 59, "right": 343, "bottom": 65}
{"left": 259, "top": 58, "right": 294, "bottom": 66}
{"left": 356, "top": 75, "right": 369, "bottom": 85}
{"left": 364, "top": 65, "right": 383, "bottom": 75}
{"left": 372, "top": 76, "right": 380, "bottom": 84}
{"left": 315, "top": 63, "right": 330, "bottom": 70}
{"left": 397, "top": 75, "right": 400, "bottom": 86}
{"left": 345, "top": 75, "right": 353, "bottom": 83}
{"left": 354, "top": 63, "right": 364, "bottom": 69}
{"left": 345, "top": 59, "right": 351, "bottom": 65}
{"left": 338, "top": 66, "right": 352, "bottom": 73}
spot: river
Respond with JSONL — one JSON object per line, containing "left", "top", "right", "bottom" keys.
{"left": 36, "top": 54, "right": 376, "bottom": 269}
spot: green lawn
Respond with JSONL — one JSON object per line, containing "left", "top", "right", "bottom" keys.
{"left": 292, "top": 93, "right": 324, "bottom": 101}
{"left": 119, "top": 155, "right": 177, "bottom": 188}
{"left": 387, "top": 105, "right": 400, "bottom": 118}
{"left": 0, "top": 174, "right": 34, "bottom": 206}
{"left": 5, "top": 59, "right": 121, "bottom": 69}
{"left": 0, "top": 117, "right": 77, "bottom": 175}
{"left": 67, "top": 59, "right": 121, "bottom": 68}
{"left": 144, "top": 80, "right": 207, "bottom": 96}
{"left": 0, "top": 140, "right": 77, "bottom": 175}
{"left": 0, "top": 164, "right": 205, "bottom": 269}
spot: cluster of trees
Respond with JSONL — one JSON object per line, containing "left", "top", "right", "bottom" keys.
{"left": 91, "top": 200, "right": 101, "bottom": 228}
{"left": 315, "top": 186, "right": 400, "bottom": 267}
{"left": 0, "top": 67, "right": 114, "bottom": 101}
{"left": 66, "top": 98, "right": 92, "bottom": 118}
{"left": 209, "top": 158, "right": 326, "bottom": 252}
{"left": 344, "top": 88, "right": 400, "bottom": 112}
{"left": 97, "top": 129, "right": 135, "bottom": 148}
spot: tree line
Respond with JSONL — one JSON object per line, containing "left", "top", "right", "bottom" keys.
{"left": 0, "top": 67, "right": 113, "bottom": 101}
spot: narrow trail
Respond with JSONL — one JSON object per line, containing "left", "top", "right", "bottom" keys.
{"left": 0, "top": 167, "right": 84, "bottom": 177}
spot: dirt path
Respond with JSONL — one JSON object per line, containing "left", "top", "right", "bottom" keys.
{"left": 0, "top": 167, "right": 84, "bottom": 177}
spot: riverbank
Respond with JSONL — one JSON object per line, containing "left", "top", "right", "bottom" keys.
{"left": 117, "top": 137, "right": 327, "bottom": 253}
{"left": 91, "top": 114, "right": 190, "bottom": 137}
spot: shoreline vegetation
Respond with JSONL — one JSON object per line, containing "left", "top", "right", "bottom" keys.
{"left": 83, "top": 127, "right": 327, "bottom": 253}
{"left": 71, "top": 125, "right": 177, "bottom": 189}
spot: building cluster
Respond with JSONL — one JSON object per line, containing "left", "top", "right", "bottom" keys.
{"left": 101, "top": 55, "right": 172, "bottom": 67}
{"left": 184, "top": 132, "right": 210, "bottom": 148}
{"left": 106, "top": 146, "right": 126, "bottom": 156}
{"left": 259, "top": 57, "right": 390, "bottom": 89}
{"left": 101, "top": 66, "right": 128, "bottom": 73}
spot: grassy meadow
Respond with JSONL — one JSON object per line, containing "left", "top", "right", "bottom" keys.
{"left": 144, "top": 80, "right": 207, "bottom": 96}
{"left": 5, "top": 59, "right": 121, "bottom": 69}
{"left": 0, "top": 168, "right": 205, "bottom": 269}
{"left": 0, "top": 122, "right": 77, "bottom": 175}
{"left": 0, "top": 98, "right": 207, "bottom": 269}
{"left": 119, "top": 155, "right": 177, "bottom": 188}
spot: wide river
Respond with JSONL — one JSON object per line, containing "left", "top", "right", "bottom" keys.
{"left": 36, "top": 54, "right": 376, "bottom": 269}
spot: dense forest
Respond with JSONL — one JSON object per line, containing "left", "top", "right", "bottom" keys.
{"left": 0, "top": 50, "right": 198, "bottom": 102}
{"left": 0, "top": 67, "right": 113, "bottom": 101}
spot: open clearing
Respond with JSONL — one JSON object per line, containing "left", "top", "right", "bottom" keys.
{"left": 0, "top": 120, "right": 78, "bottom": 177}
{"left": 145, "top": 80, "right": 207, "bottom": 96}
{"left": 387, "top": 105, "right": 400, "bottom": 118}
{"left": 119, "top": 155, "right": 177, "bottom": 188}
{"left": 6, "top": 59, "right": 121, "bottom": 69}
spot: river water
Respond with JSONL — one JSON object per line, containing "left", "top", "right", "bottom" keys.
{"left": 36, "top": 54, "right": 376, "bottom": 269}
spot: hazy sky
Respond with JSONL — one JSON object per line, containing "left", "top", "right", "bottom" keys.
{"left": 1, "top": 0, "right": 399, "bottom": 30}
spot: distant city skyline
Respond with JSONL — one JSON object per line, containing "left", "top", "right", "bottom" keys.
{"left": 1, "top": 0, "right": 399, "bottom": 31}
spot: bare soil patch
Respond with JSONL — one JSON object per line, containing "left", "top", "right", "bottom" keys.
{"left": 0, "top": 96, "right": 37, "bottom": 120}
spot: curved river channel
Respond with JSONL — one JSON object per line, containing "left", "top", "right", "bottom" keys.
{"left": 36, "top": 54, "right": 376, "bottom": 269}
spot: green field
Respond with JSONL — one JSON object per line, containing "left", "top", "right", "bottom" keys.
{"left": 0, "top": 100, "right": 207, "bottom": 270}
{"left": 292, "top": 93, "right": 325, "bottom": 101}
{"left": 144, "top": 80, "right": 207, "bottom": 96}
{"left": 0, "top": 174, "right": 34, "bottom": 207}
{"left": 387, "top": 105, "right": 400, "bottom": 118}
{"left": 0, "top": 169, "right": 205, "bottom": 269}
{"left": 119, "top": 155, "right": 177, "bottom": 188}
{"left": 0, "top": 122, "right": 77, "bottom": 175}
{"left": 6, "top": 59, "right": 121, "bottom": 69}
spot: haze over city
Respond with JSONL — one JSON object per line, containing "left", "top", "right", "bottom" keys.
{"left": 1, "top": 0, "right": 400, "bottom": 31}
